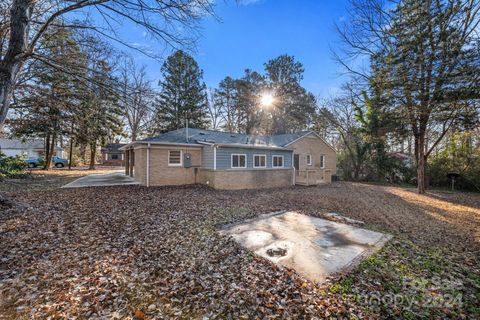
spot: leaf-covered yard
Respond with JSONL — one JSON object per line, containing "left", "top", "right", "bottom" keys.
{"left": 0, "top": 181, "right": 479, "bottom": 319}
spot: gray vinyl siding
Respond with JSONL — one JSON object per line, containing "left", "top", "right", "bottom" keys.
{"left": 215, "top": 147, "right": 292, "bottom": 170}
{"left": 202, "top": 145, "right": 215, "bottom": 169}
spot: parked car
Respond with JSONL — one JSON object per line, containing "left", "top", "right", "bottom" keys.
{"left": 26, "top": 156, "right": 68, "bottom": 168}
{"left": 26, "top": 157, "right": 41, "bottom": 168}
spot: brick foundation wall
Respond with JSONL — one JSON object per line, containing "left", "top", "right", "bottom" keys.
{"left": 102, "top": 159, "right": 125, "bottom": 166}
{"left": 198, "top": 168, "right": 293, "bottom": 190}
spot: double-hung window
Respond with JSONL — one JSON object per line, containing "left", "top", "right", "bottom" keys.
{"left": 168, "top": 150, "right": 182, "bottom": 166}
{"left": 272, "top": 155, "right": 284, "bottom": 168}
{"left": 231, "top": 154, "right": 246, "bottom": 168}
{"left": 306, "top": 154, "right": 312, "bottom": 166}
{"left": 320, "top": 155, "right": 326, "bottom": 169}
{"left": 253, "top": 154, "right": 266, "bottom": 168}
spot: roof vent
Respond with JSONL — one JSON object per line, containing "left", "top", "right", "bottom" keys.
{"left": 230, "top": 134, "right": 236, "bottom": 138}
{"left": 198, "top": 132, "right": 205, "bottom": 135}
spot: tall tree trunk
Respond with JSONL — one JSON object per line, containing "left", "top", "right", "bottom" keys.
{"left": 353, "top": 160, "right": 361, "bottom": 181}
{"left": 0, "top": 0, "right": 34, "bottom": 125}
{"left": 0, "top": 77, "right": 15, "bottom": 125}
{"left": 68, "top": 122, "right": 74, "bottom": 169}
{"left": 417, "top": 134, "right": 426, "bottom": 194}
{"left": 44, "top": 133, "right": 51, "bottom": 168}
{"left": 44, "top": 132, "right": 56, "bottom": 170}
{"left": 89, "top": 142, "right": 96, "bottom": 170}
{"left": 407, "top": 135, "right": 412, "bottom": 156}
{"left": 131, "top": 130, "right": 137, "bottom": 142}
{"left": 79, "top": 144, "right": 86, "bottom": 164}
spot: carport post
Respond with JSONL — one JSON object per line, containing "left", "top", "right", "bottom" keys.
{"left": 129, "top": 150, "right": 134, "bottom": 177}
{"left": 124, "top": 150, "right": 130, "bottom": 175}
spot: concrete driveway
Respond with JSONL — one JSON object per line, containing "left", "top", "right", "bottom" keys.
{"left": 62, "top": 172, "right": 139, "bottom": 188}
{"left": 221, "top": 211, "right": 391, "bottom": 283}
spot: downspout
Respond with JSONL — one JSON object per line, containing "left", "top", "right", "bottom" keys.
{"left": 185, "top": 116, "right": 189, "bottom": 143}
{"left": 292, "top": 152, "right": 295, "bottom": 185}
{"left": 146, "top": 143, "right": 150, "bottom": 187}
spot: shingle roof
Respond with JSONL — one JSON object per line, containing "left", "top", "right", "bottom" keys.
{"left": 102, "top": 143, "right": 126, "bottom": 152}
{"left": 141, "top": 128, "right": 311, "bottom": 148}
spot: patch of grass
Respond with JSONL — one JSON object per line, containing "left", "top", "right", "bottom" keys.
{"left": 342, "top": 238, "right": 479, "bottom": 319}
{"left": 358, "top": 253, "right": 388, "bottom": 272}
{"left": 420, "top": 256, "right": 444, "bottom": 273}
{"left": 330, "top": 276, "right": 354, "bottom": 294}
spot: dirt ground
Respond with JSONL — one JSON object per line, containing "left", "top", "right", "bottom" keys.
{"left": 0, "top": 177, "right": 479, "bottom": 319}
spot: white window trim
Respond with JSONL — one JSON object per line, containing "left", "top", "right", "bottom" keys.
{"left": 320, "top": 155, "right": 326, "bottom": 169}
{"left": 272, "top": 155, "right": 284, "bottom": 168}
{"left": 168, "top": 150, "right": 183, "bottom": 166}
{"left": 253, "top": 154, "right": 267, "bottom": 168}
{"left": 306, "top": 154, "right": 312, "bottom": 166}
{"left": 231, "top": 153, "right": 247, "bottom": 168}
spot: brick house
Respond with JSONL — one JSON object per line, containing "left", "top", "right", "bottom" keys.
{"left": 120, "top": 128, "right": 336, "bottom": 189}
{"left": 101, "top": 143, "right": 126, "bottom": 166}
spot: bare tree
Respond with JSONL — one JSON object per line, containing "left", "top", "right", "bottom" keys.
{"left": 0, "top": 0, "right": 215, "bottom": 125}
{"left": 207, "top": 87, "right": 222, "bottom": 130}
{"left": 321, "top": 90, "right": 371, "bottom": 180}
{"left": 119, "top": 58, "right": 153, "bottom": 141}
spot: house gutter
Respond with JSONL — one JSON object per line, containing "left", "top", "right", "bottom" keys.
{"left": 215, "top": 143, "right": 291, "bottom": 151}
{"left": 119, "top": 141, "right": 203, "bottom": 151}
{"left": 146, "top": 143, "right": 150, "bottom": 187}
{"left": 292, "top": 152, "right": 295, "bottom": 185}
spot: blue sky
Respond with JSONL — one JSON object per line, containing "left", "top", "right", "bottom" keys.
{"left": 121, "top": 0, "right": 349, "bottom": 97}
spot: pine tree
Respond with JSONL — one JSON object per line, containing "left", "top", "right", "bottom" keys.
{"left": 264, "top": 55, "right": 316, "bottom": 134}
{"left": 75, "top": 59, "right": 123, "bottom": 170}
{"left": 11, "top": 28, "right": 81, "bottom": 169}
{"left": 154, "top": 50, "right": 209, "bottom": 133}
{"left": 236, "top": 69, "right": 266, "bottom": 134}
{"left": 214, "top": 76, "right": 239, "bottom": 132}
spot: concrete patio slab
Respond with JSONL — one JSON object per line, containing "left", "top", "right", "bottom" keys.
{"left": 62, "top": 172, "right": 139, "bottom": 188}
{"left": 220, "top": 211, "right": 391, "bottom": 283}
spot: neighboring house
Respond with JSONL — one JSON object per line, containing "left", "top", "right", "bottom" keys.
{"left": 0, "top": 138, "right": 63, "bottom": 158}
{"left": 101, "top": 143, "right": 126, "bottom": 166}
{"left": 387, "top": 151, "right": 414, "bottom": 165}
{"left": 121, "top": 128, "right": 336, "bottom": 190}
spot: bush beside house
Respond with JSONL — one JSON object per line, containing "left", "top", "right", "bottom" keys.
{"left": 0, "top": 152, "right": 28, "bottom": 179}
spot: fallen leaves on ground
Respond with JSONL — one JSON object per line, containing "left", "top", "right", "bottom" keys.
{"left": 0, "top": 181, "right": 479, "bottom": 319}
